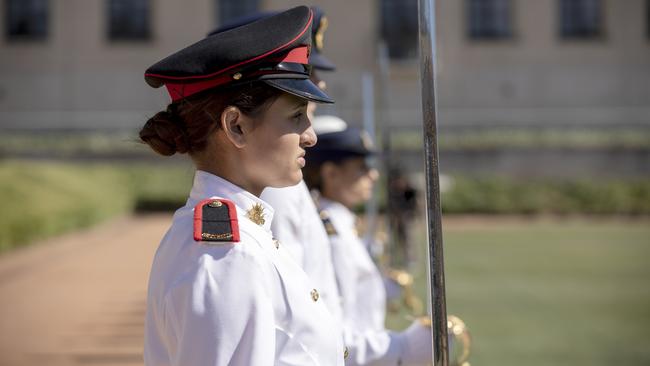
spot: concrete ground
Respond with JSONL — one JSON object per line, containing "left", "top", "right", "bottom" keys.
{"left": 0, "top": 215, "right": 170, "bottom": 366}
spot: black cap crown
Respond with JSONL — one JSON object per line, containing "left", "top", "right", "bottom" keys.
{"left": 207, "top": 6, "right": 335, "bottom": 71}
{"left": 144, "top": 6, "right": 333, "bottom": 103}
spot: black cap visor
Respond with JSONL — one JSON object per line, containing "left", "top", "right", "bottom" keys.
{"left": 264, "top": 78, "right": 334, "bottom": 104}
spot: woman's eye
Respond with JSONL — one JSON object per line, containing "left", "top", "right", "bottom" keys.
{"left": 293, "top": 112, "right": 303, "bottom": 121}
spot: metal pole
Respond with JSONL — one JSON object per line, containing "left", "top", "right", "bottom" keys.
{"left": 362, "top": 72, "right": 379, "bottom": 249}
{"left": 417, "top": 0, "right": 449, "bottom": 365}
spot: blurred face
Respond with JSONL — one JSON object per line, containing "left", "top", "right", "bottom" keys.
{"left": 244, "top": 93, "right": 316, "bottom": 188}
{"left": 322, "top": 157, "right": 379, "bottom": 208}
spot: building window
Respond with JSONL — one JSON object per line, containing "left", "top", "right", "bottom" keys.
{"left": 217, "top": 0, "right": 260, "bottom": 26}
{"left": 467, "top": 0, "right": 513, "bottom": 40}
{"left": 559, "top": 0, "right": 603, "bottom": 39}
{"left": 108, "top": 0, "right": 151, "bottom": 41}
{"left": 5, "top": 0, "right": 48, "bottom": 41}
{"left": 380, "top": 0, "right": 419, "bottom": 59}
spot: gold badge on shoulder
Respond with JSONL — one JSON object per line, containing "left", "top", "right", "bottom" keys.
{"left": 246, "top": 203, "right": 266, "bottom": 226}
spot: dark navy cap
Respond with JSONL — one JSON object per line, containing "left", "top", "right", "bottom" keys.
{"left": 144, "top": 6, "right": 333, "bottom": 103}
{"left": 207, "top": 6, "right": 335, "bottom": 71}
{"left": 307, "top": 125, "right": 377, "bottom": 164}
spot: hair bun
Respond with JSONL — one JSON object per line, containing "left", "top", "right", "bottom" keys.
{"left": 139, "top": 110, "right": 190, "bottom": 156}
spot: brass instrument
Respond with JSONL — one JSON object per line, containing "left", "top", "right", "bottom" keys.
{"left": 367, "top": 229, "right": 472, "bottom": 365}
{"left": 387, "top": 269, "right": 472, "bottom": 366}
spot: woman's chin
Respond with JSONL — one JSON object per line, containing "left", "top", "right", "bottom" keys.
{"left": 268, "top": 171, "right": 302, "bottom": 188}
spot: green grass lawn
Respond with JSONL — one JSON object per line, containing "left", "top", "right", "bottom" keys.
{"left": 0, "top": 160, "right": 194, "bottom": 252}
{"left": 386, "top": 219, "right": 650, "bottom": 366}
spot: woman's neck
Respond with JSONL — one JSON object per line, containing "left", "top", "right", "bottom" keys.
{"left": 193, "top": 152, "right": 264, "bottom": 197}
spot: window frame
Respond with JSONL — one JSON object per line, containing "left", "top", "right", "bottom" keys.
{"left": 558, "top": 0, "right": 605, "bottom": 40}
{"left": 379, "top": 0, "right": 419, "bottom": 60}
{"left": 466, "top": 0, "right": 515, "bottom": 41}
{"left": 5, "top": 0, "right": 49, "bottom": 42}
{"left": 216, "top": 0, "right": 260, "bottom": 27}
{"left": 107, "top": 0, "right": 152, "bottom": 42}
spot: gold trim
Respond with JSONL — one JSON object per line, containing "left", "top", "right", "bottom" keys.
{"left": 232, "top": 72, "right": 242, "bottom": 80}
{"left": 201, "top": 232, "right": 233, "bottom": 240}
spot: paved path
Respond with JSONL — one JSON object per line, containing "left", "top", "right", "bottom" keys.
{"left": 0, "top": 215, "right": 170, "bottom": 366}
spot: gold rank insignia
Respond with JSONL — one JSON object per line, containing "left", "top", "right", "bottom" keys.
{"left": 246, "top": 203, "right": 266, "bottom": 226}
{"left": 319, "top": 210, "right": 338, "bottom": 236}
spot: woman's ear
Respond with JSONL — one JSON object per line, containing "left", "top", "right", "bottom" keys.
{"left": 220, "top": 106, "right": 248, "bottom": 148}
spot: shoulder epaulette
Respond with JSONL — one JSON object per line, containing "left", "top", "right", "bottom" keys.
{"left": 319, "top": 209, "right": 338, "bottom": 236}
{"left": 193, "top": 199, "right": 240, "bottom": 243}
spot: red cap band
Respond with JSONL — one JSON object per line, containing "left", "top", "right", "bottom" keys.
{"left": 165, "top": 46, "right": 310, "bottom": 102}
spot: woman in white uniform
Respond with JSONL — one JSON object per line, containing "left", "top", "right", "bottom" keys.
{"left": 208, "top": 6, "right": 345, "bottom": 329}
{"left": 140, "top": 7, "right": 345, "bottom": 365}
{"left": 304, "top": 117, "right": 433, "bottom": 366}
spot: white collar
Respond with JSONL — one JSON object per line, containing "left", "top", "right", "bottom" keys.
{"left": 189, "top": 170, "right": 275, "bottom": 232}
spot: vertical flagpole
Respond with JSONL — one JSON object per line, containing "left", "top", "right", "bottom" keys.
{"left": 417, "top": 0, "right": 449, "bottom": 365}
{"left": 362, "top": 72, "right": 379, "bottom": 248}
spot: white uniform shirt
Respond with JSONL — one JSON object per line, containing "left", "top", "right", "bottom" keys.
{"left": 144, "top": 171, "right": 345, "bottom": 366}
{"left": 261, "top": 181, "right": 343, "bottom": 323}
{"left": 319, "top": 198, "right": 403, "bottom": 366}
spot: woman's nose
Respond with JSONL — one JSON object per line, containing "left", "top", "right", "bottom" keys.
{"left": 301, "top": 126, "right": 317, "bottom": 148}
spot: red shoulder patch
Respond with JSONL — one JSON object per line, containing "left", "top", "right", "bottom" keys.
{"left": 193, "top": 199, "right": 240, "bottom": 243}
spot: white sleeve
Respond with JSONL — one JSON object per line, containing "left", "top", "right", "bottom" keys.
{"left": 343, "top": 327, "right": 403, "bottom": 366}
{"left": 163, "top": 255, "right": 276, "bottom": 366}
{"left": 330, "top": 236, "right": 403, "bottom": 366}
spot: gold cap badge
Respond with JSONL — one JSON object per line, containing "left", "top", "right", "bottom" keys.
{"left": 314, "top": 16, "right": 328, "bottom": 51}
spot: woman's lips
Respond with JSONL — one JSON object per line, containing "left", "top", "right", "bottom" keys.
{"left": 297, "top": 156, "right": 306, "bottom": 168}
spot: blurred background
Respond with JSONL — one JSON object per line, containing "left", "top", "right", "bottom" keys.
{"left": 0, "top": 0, "right": 648, "bottom": 365}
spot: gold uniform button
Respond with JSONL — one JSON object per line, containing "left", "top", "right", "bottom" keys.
{"left": 208, "top": 200, "right": 222, "bottom": 208}
{"left": 310, "top": 289, "right": 319, "bottom": 302}
{"left": 273, "top": 239, "right": 280, "bottom": 249}
{"left": 344, "top": 346, "right": 349, "bottom": 359}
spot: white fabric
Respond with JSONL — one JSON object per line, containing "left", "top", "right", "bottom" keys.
{"left": 318, "top": 198, "right": 400, "bottom": 365}
{"left": 320, "top": 198, "right": 433, "bottom": 366}
{"left": 144, "top": 171, "right": 345, "bottom": 366}
{"left": 261, "top": 181, "right": 343, "bottom": 323}
{"left": 397, "top": 321, "right": 434, "bottom": 366}
{"left": 312, "top": 115, "right": 347, "bottom": 134}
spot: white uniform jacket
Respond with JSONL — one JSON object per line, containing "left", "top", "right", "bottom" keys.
{"left": 319, "top": 198, "right": 403, "bottom": 366}
{"left": 261, "top": 181, "right": 343, "bottom": 323}
{"left": 144, "top": 171, "right": 345, "bottom": 366}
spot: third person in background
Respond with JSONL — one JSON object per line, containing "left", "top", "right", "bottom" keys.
{"left": 304, "top": 115, "right": 434, "bottom": 366}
